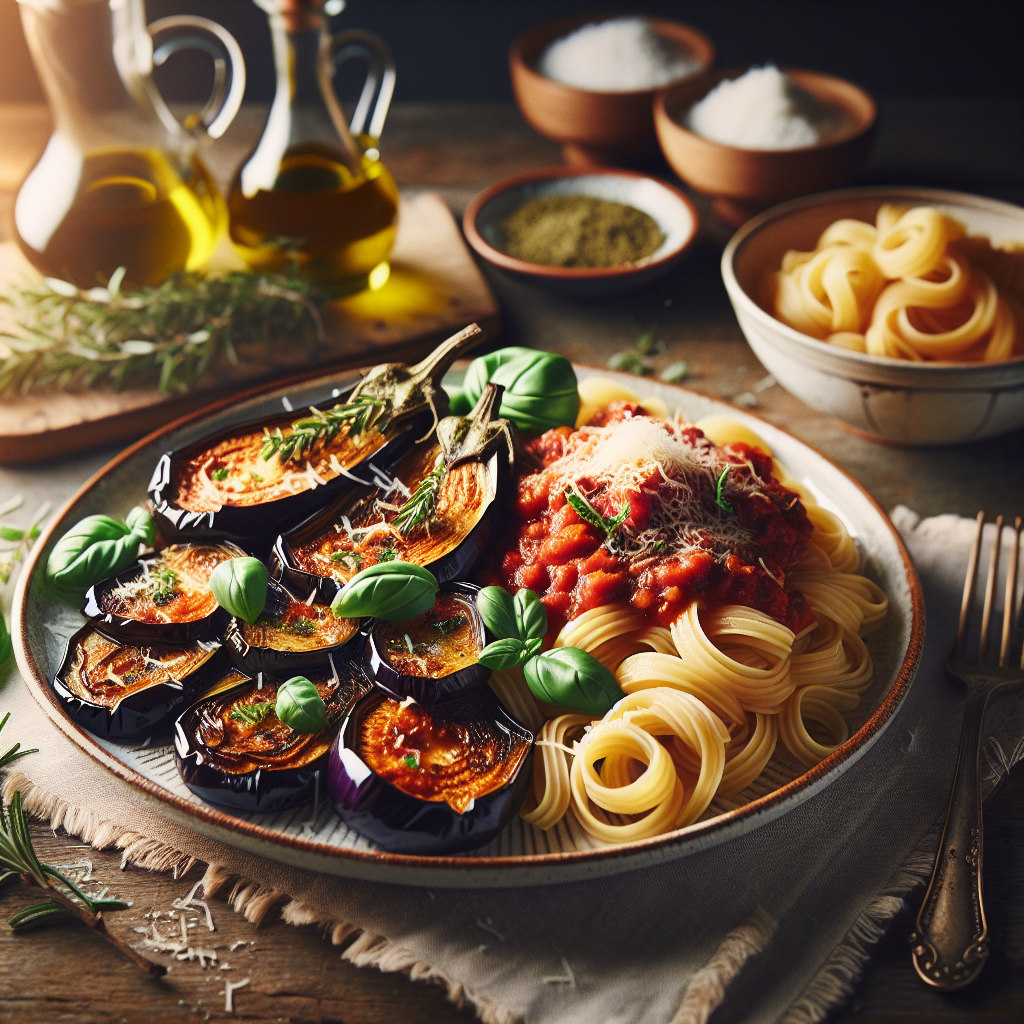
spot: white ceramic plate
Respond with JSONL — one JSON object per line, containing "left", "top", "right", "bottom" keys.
{"left": 13, "top": 367, "right": 923, "bottom": 887}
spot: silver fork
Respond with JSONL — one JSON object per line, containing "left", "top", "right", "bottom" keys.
{"left": 910, "top": 511, "right": 1024, "bottom": 989}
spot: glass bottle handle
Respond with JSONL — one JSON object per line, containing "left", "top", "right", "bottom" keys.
{"left": 147, "top": 16, "right": 247, "bottom": 140}
{"left": 318, "top": 29, "right": 396, "bottom": 145}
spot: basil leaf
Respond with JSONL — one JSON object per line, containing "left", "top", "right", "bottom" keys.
{"left": 523, "top": 637, "right": 544, "bottom": 659}
{"left": 275, "top": 676, "right": 327, "bottom": 733}
{"left": 522, "top": 647, "right": 620, "bottom": 716}
{"left": 0, "top": 611, "right": 12, "bottom": 667}
{"left": 125, "top": 506, "right": 157, "bottom": 546}
{"left": 331, "top": 561, "right": 438, "bottom": 622}
{"left": 514, "top": 588, "right": 547, "bottom": 643}
{"left": 209, "top": 557, "right": 268, "bottom": 625}
{"left": 45, "top": 513, "right": 147, "bottom": 590}
{"left": 478, "top": 637, "right": 528, "bottom": 671}
{"left": 565, "top": 490, "right": 630, "bottom": 539}
{"left": 475, "top": 586, "right": 519, "bottom": 641}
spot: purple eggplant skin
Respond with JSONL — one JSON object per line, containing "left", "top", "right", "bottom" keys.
{"left": 328, "top": 687, "right": 535, "bottom": 855}
{"left": 51, "top": 624, "right": 227, "bottom": 742}
{"left": 148, "top": 382, "right": 431, "bottom": 547}
{"left": 173, "top": 652, "right": 373, "bottom": 814}
{"left": 82, "top": 546, "right": 242, "bottom": 646}
{"left": 224, "top": 578, "right": 366, "bottom": 678}
{"left": 364, "top": 583, "right": 491, "bottom": 704}
{"left": 274, "top": 449, "right": 507, "bottom": 607}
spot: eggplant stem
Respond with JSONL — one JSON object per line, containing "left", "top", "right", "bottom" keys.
{"left": 407, "top": 323, "right": 484, "bottom": 381}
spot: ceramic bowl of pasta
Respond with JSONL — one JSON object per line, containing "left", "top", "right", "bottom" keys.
{"left": 14, "top": 335, "right": 922, "bottom": 885}
{"left": 722, "top": 186, "right": 1024, "bottom": 445}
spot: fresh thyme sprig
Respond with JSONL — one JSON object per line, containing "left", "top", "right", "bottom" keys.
{"left": 229, "top": 702, "right": 275, "bottom": 726}
{"left": 0, "top": 267, "right": 324, "bottom": 396}
{"left": 260, "top": 396, "right": 388, "bottom": 464}
{"left": 391, "top": 455, "right": 446, "bottom": 535}
{"left": 565, "top": 489, "right": 631, "bottom": 539}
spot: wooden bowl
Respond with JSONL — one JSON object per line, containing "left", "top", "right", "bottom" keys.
{"left": 510, "top": 15, "right": 714, "bottom": 168}
{"left": 655, "top": 68, "right": 876, "bottom": 226}
{"left": 463, "top": 166, "right": 700, "bottom": 298}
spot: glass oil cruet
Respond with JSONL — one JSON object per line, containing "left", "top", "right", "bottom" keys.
{"left": 229, "top": 0, "right": 399, "bottom": 294}
{"left": 14, "top": 0, "right": 246, "bottom": 288}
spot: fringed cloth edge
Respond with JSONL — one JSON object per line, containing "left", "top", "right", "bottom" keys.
{"left": 1, "top": 768, "right": 936, "bottom": 1024}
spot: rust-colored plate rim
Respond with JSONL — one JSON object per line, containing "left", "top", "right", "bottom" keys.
{"left": 462, "top": 166, "right": 701, "bottom": 281}
{"left": 13, "top": 367, "right": 925, "bottom": 880}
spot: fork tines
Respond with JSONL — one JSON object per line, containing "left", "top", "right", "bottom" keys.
{"left": 957, "top": 512, "right": 1023, "bottom": 669}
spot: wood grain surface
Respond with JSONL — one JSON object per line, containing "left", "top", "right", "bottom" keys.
{"left": 1, "top": 97, "right": 1023, "bottom": 1024}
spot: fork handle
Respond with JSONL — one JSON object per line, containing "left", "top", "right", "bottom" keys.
{"left": 910, "top": 685, "right": 991, "bottom": 989}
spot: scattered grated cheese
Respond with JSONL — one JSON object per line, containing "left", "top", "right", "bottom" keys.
{"left": 224, "top": 978, "right": 250, "bottom": 1013}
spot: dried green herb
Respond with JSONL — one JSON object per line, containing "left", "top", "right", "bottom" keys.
{"left": 147, "top": 566, "right": 178, "bottom": 605}
{"left": 607, "top": 351, "right": 650, "bottom": 376}
{"left": 0, "top": 267, "right": 324, "bottom": 396}
{"left": 230, "top": 702, "right": 275, "bottom": 726}
{"left": 434, "top": 616, "right": 466, "bottom": 635}
{"left": 660, "top": 360, "right": 689, "bottom": 383}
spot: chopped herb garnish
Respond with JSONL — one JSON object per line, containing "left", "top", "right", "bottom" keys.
{"left": 147, "top": 565, "right": 178, "bottom": 605}
{"left": 659, "top": 360, "right": 689, "bottom": 383}
{"left": 434, "top": 615, "right": 466, "bottom": 635}
{"left": 391, "top": 455, "right": 446, "bottom": 534}
{"left": 230, "top": 701, "right": 275, "bottom": 726}
{"left": 715, "top": 466, "right": 734, "bottom": 514}
{"left": 565, "top": 489, "right": 631, "bottom": 539}
{"left": 261, "top": 396, "right": 388, "bottom": 464}
{"left": 284, "top": 617, "right": 317, "bottom": 637}
{"left": 607, "top": 351, "right": 650, "bottom": 376}
{"left": 377, "top": 546, "right": 397, "bottom": 562}
{"left": 211, "top": 467, "right": 229, "bottom": 481}
{"left": 403, "top": 753, "right": 419, "bottom": 768}
{"left": 329, "top": 550, "right": 363, "bottom": 570}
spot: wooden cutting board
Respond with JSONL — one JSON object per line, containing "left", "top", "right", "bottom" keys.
{"left": 0, "top": 192, "right": 498, "bottom": 464}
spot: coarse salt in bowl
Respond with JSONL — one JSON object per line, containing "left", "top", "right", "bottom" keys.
{"left": 510, "top": 15, "right": 714, "bottom": 167}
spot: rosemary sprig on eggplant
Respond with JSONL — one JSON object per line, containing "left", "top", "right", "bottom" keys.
{"left": 1, "top": 267, "right": 324, "bottom": 396}
{"left": 261, "top": 322, "right": 484, "bottom": 464}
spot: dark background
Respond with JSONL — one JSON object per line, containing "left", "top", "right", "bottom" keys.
{"left": 1, "top": 0, "right": 1022, "bottom": 106}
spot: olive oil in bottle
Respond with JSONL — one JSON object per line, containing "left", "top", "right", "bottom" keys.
{"left": 228, "top": 145, "right": 398, "bottom": 287}
{"left": 15, "top": 146, "right": 226, "bottom": 289}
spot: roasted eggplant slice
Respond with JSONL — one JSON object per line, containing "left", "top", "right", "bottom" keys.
{"left": 149, "top": 325, "right": 483, "bottom": 545}
{"left": 328, "top": 686, "right": 534, "bottom": 854}
{"left": 83, "top": 542, "right": 245, "bottom": 645}
{"left": 52, "top": 625, "right": 224, "bottom": 741}
{"left": 364, "top": 583, "right": 489, "bottom": 703}
{"left": 276, "top": 384, "right": 529, "bottom": 603}
{"left": 173, "top": 655, "right": 372, "bottom": 813}
{"left": 224, "top": 577, "right": 361, "bottom": 676}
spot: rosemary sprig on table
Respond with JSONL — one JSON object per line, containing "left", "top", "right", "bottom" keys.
{"left": 0, "top": 716, "right": 162, "bottom": 975}
{"left": 0, "top": 496, "right": 51, "bottom": 585}
{"left": 391, "top": 456, "right": 446, "bottom": 535}
{"left": 260, "top": 396, "right": 388, "bottom": 463}
{"left": 0, "top": 266, "right": 324, "bottom": 396}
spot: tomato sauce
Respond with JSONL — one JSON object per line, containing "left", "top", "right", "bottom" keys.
{"left": 480, "top": 406, "right": 814, "bottom": 636}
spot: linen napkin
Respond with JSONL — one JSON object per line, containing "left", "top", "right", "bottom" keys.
{"left": 1, "top": 508, "right": 1022, "bottom": 1024}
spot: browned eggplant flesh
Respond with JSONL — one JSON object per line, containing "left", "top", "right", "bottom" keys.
{"left": 62, "top": 629, "right": 218, "bottom": 710}
{"left": 94, "top": 543, "right": 241, "bottom": 624}
{"left": 289, "top": 441, "right": 493, "bottom": 587}
{"left": 358, "top": 692, "right": 531, "bottom": 813}
{"left": 242, "top": 595, "right": 359, "bottom": 654}
{"left": 375, "top": 591, "right": 481, "bottom": 679}
{"left": 170, "top": 416, "right": 388, "bottom": 513}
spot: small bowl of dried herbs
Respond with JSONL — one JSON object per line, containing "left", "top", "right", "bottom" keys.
{"left": 463, "top": 166, "right": 699, "bottom": 297}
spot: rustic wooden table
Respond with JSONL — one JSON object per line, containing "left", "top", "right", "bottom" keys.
{"left": 0, "top": 98, "right": 1022, "bottom": 1024}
